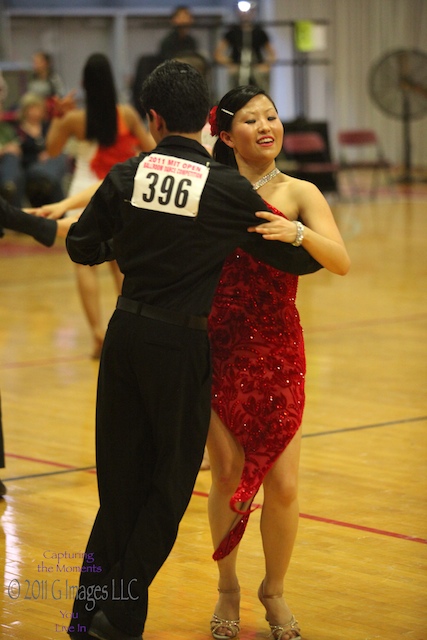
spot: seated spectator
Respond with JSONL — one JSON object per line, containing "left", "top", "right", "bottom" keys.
{"left": 17, "top": 92, "right": 69, "bottom": 207}
{"left": 0, "top": 76, "right": 24, "bottom": 207}
{"left": 27, "top": 51, "right": 65, "bottom": 101}
{"left": 27, "top": 51, "right": 67, "bottom": 120}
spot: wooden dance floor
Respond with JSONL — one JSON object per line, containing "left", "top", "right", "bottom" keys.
{"left": 0, "top": 178, "right": 426, "bottom": 639}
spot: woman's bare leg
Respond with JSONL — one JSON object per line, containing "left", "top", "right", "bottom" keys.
{"left": 207, "top": 411, "right": 244, "bottom": 631}
{"left": 75, "top": 260, "right": 123, "bottom": 358}
{"left": 259, "top": 428, "right": 302, "bottom": 639}
{"left": 74, "top": 263, "right": 104, "bottom": 358}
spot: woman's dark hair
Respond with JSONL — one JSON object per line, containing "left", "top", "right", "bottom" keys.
{"left": 83, "top": 53, "right": 118, "bottom": 147}
{"left": 139, "top": 60, "right": 210, "bottom": 133}
{"left": 213, "top": 85, "right": 276, "bottom": 168}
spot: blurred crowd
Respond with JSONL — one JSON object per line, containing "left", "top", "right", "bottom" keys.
{"left": 0, "top": 5, "right": 276, "bottom": 210}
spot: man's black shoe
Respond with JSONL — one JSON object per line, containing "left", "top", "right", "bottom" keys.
{"left": 88, "top": 610, "right": 141, "bottom": 640}
{"left": 0, "top": 479, "right": 6, "bottom": 497}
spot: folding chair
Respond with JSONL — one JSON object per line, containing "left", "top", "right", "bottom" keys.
{"left": 282, "top": 131, "right": 339, "bottom": 196}
{"left": 337, "top": 129, "right": 392, "bottom": 198}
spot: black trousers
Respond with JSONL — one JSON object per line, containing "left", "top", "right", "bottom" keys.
{"left": 70, "top": 309, "right": 211, "bottom": 638}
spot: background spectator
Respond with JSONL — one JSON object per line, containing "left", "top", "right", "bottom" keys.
{"left": 27, "top": 50, "right": 67, "bottom": 121}
{"left": 17, "top": 92, "right": 69, "bottom": 207}
{"left": 27, "top": 50, "right": 65, "bottom": 101}
{"left": 214, "top": 4, "right": 276, "bottom": 92}
{"left": 159, "top": 5, "right": 199, "bottom": 61}
{"left": 0, "top": 75, "right": 24, "bottom": 207}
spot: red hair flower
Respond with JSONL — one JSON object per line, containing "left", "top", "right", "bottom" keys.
{"left": 209, "top": 105, "right": 219, "bottom": 137}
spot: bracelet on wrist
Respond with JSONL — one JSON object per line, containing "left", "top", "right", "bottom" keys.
{"left": 292, "top": 220, "right": 304, "bottom": 247}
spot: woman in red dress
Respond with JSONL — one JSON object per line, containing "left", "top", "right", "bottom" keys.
{"left": 207, "top": 86, "right": 350, "bottom": 640}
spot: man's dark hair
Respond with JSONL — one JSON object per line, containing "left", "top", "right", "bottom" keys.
{"left": 139, "top": 60, "right": 210, "bottom": 133}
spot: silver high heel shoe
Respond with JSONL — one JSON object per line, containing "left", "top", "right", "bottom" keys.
{"left": 210, "top": 587, "right": 240, "bottom": 640}
{"left": 258, "top": 580, "right": 301, "bottom": 640}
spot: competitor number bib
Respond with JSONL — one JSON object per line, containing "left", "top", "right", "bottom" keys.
{"left": 131, "top": 153, "right": 210, "bottom": 218}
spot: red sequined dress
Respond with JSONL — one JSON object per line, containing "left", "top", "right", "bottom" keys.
{"left": 208, "top": 204, "right": 306, "bottom": 560}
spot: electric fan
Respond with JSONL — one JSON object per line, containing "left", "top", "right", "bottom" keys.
{"left": 368, "top": 48, "right": 427, "bottom": 182}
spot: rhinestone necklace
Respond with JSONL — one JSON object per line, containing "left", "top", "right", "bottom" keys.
{"left": 252, "top": 167, "right": 280, "bottom": 191}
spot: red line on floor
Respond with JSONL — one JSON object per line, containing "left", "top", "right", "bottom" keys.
{"left": 2, "top": 314, "right": 426, "bottom": 372}
{"left": 192, "top": 490, "right": 427, "bottom": 544}
{"left": 6, "top": 457, "right": 426, "bottom": 545}
{"left": 298, "top": 512, "right": 427, "bottom": 544}
{"left": 5, "top": 452, "right": 97, "bottom": 473}
{"left": 6, "top": 452, "right": 80, "bottom": 468}
{"left": 0, "top": 240, "right": 65, "bottom": 257}
{"left": 308, "top": 312, "right": 427, "bottom": 334}
{"left": 1, "top": 355, "right": 91, "bottom": 369}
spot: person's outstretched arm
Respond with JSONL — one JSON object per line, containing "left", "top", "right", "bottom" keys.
{"left": 29, "top": 182, "right": 102, "bottom": 220}
{"left": 0, "top": 195, "right": 57, "bottom": 247}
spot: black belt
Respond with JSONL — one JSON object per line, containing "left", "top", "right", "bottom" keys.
{"left": 116, "top": 296, "right": 208, "bottom": 331}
